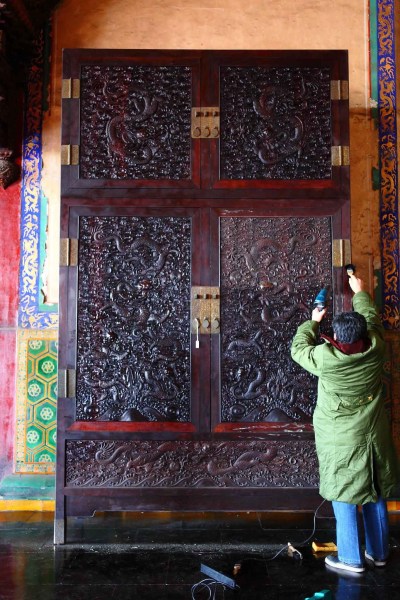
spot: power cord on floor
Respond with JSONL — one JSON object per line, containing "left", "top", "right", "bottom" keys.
{"left": 237, "top": 497, "right": 329, "bottom": 567}
{"left": 191, "top": 499, "right": 330, "bottom": 596}
{"left": 191, "top": 578, "right": 234, "bottom": 599}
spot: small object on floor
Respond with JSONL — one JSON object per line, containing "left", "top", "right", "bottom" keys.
{"left": 233, "top": 563, "right": 241, "bottom": 575}
{"left": 304, "top": 590, "right": 332, "bottom": 600}
{"left": 365, "top": 551, "right": 387, "bottom": 567}
{"left": 312, "top": 541, "right": 337, "bottom": 553}
{"left": 287, "top": 542, "right": 302, "bottom": 559}
{"left": 325, "top": 555, "right": 365, "bottom": 573}
{"left": 200, "top": 563, "right": 237, "bottom": 589}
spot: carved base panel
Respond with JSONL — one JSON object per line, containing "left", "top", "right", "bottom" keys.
{"left": 65, "top": 439, "right": 318, "bottom": 488}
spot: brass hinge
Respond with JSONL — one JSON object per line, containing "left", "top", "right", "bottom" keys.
{"left": 60, "top": 238, "right": 78, "bottom": 267}
{"left": 61, "top": 144, "right": 79, "bottom": 166}
{"left": 191, "top": 286, "right": 220, "bottom": 335}
{"left": 331, "top": 80, "right": 349, "bottom": 101}
{"left": 332, "top": 239, "right": 351, "bottom": 267}
{"left": 58, "top": 369, "right": 76, "bottom": 398}
{"left": 62, "top": 78, "right": 81, "bottom": 99}
{"left": 191, "top": 107, "right": 220, "bottom": 139}
{"left": 331, "top": 145, "right": 350, "bottom": 167}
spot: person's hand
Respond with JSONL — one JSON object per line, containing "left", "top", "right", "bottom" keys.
{"left": 312, "top": 307, "right": 327, "bottom": 322}
{"left": 348, "top": 274, "right": 364, "bottom": 294}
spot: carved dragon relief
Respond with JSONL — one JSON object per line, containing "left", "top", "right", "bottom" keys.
{"left": 76, "top": 216, "right": 192, "bottom": 422}
{"left": 103, "top": 78, "right": 160, "bottom": 165}
{"left": 220, "top": 66, "right": 332, "bottom": 180}
{"left": 66, "top": 440, "right": 319, "bottom": 488}
{"left": 79, "top": 65, "right": 192, "bottom": 180}
{"left": 220, "top": 217, "right": 332, "bottom": 423}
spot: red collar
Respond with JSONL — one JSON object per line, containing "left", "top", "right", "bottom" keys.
{"left": 320, "top": 334, "right": 371, "bottom": 355}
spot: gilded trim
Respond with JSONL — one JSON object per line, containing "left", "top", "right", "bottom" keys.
{"left": 377, "top": 0, "right": 399, "bottom": 328}
{"left": 19, "top": 30, "right": 58, "bottom": 329}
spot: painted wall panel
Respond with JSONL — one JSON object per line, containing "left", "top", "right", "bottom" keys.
{"left": 0, "top": 183, "right": 20, "bottom": 326}
{"left": 0, "top": 331, "right": 16, "bottom": 480}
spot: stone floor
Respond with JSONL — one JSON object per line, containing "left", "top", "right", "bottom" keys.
{"left": 0, "top": 509, "right": 400, "bottom": 599}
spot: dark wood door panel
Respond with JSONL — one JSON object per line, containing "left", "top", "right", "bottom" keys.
{"left": 58, "top": 205, "right": 210, "bottom": 434}
{"left": 209, "top": 213, "right": 333, "bottom": 430}
{"left": 61, "top": 50, "right": 202, "bottom": 192}
{"left": 206, "top": 50, "right": 349, "bottom": 197}
{"left": 61, "top": 49, "right": 349, "bottom": 202}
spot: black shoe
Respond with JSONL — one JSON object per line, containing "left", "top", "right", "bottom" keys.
{"left": 365, "top": 551, "right": 387, "bottom": 567}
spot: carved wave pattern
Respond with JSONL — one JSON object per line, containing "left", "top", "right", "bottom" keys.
{"left": 79, "top": 65, "right": 192, "bottom": 180}
{"left": 220, "top": 66, "right": 331, "bottom": 180}
{"left": 76, "top": 216, "right": 192, "bottom": 422}
{"left": 65, "top": 439, "right": 318, "bottom": 488}
{"left": 220, "top": 217, "right": 332, "bottom": 422}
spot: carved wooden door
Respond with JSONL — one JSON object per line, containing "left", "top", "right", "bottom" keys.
{"left": 206, "top": 51, "right": 348, "bottom": 199}
{"left": 213, "top": 212, "right": 334, "bottom": 430}
{"left": 61, "top": 49, "right": 348, "bottom": 201}
{"left": 57, "top": 49, "right": 350, "bottom": 543}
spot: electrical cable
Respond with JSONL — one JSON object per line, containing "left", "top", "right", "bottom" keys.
{"left": 191, "top": 577, "right": 228, "bottom": 599}
{"left": 263, "top": 497, "right": 328, "bottom": 561}
{"left": 237, "top": 497, "right": 329, "bottom": 565}
{"left": 191, "top": 499, "right": 330, "bottom": 595}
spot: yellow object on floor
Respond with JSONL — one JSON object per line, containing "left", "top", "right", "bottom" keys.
{"left": 312, "top": 541, "right": 337, "bottom": 553}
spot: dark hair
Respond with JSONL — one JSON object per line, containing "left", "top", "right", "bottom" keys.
{"left": 332, "top": 311, "right": 367, "bottom": 344}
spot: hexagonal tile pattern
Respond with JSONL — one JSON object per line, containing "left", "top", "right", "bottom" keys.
{"left": 16, "top": 331, "right": 58, "bottom": 473}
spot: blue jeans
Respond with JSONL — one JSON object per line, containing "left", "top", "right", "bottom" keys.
{"left": 332, "top": 497, "right": 389, "bottom": 566}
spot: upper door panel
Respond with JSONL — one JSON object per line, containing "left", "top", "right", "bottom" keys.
{"left": 206, "top": 51, "right": 349, "bottom": 198}
{"left": 61, "top": 50, "right": 202, "bottom": 192}
{"left": 61, "top": 50, "right": 349, "bottom": 203}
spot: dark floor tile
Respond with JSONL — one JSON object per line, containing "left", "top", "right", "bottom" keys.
{"left": 66, "top": 525, "right": 138, "bottom": 544}
{"left": 111, "top": 583, "right": 222, "bottom": 600}
{"left": 367, "top": 547, "right": 400, "bottom": 586}
{"left": 0, "top": 584, "right": 118, "bottom": 600}
{"left": 0, "top": 526, "right": 54, "bottom": 551}
{"left": 220, "top": 525, "right": 321, "bottom": 548}
{"left": 135, "top": 526, "right": 221, "bottom": 548}
{"left": 0, "top": 548, "right": 57, "bottom": 587}
{"left": 1, "top": 512, "right": 400, "bottom": 600}
{"left": 55, "top": 549, "right": 170, "bottom": 585}
{"left": 266, "top": 551, "right": 379, "bottom": 592}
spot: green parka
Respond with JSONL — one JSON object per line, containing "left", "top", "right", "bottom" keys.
{"left": 291, "top": 291, "right": 399, "bottom": 504}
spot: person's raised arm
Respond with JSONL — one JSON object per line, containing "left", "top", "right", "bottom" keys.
{"left": 348, "top": 274, "right": 383, "bottom": 335}
{"left": 348, "top": 274, "right": 364, "bottom": 295}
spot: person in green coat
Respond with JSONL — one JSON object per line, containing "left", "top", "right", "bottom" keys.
{"left": 291, "top": 274, "right": 399, "bottom": 574}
